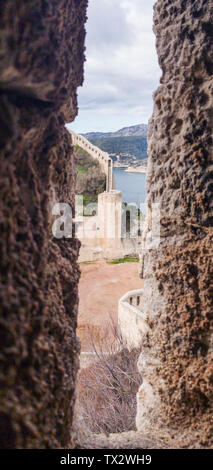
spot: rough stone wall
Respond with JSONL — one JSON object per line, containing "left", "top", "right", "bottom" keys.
{"left": 0, "top": 0, "right": 87, "bottom": 448}
{"left": 137, "top": 0, "right": 213, "bottom": 446}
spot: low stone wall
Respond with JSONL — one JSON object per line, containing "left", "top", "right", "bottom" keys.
{"left": 118, "top": 289, "right": 149, "bottom": 350}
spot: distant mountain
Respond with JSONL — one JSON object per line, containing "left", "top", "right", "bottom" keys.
{"left": 83, "top": 123, "right": 148, "bottom": 140}
{"left": 82, "top": 124, "right": 148, "bottom": 160}
{"left": 85, "top": 136, "right": 147, "bottom": 160}
{"left": 112, "top": 123, "right": 148, "bottom": 137}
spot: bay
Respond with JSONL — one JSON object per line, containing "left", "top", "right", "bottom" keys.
{"left": 113, "top": 168, "right": 146, "bottom": 208}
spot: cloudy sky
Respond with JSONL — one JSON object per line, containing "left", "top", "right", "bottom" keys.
{"left": 68, "top": 0, "right": 161, "bottom": 133}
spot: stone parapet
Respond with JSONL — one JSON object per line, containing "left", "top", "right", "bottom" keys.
{"left": 118, "top": 289, "right": 149, "bottom": 350}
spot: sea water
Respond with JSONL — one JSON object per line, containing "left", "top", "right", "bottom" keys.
{"left": 113, "top": 168, "right": 146, "bottom": 208}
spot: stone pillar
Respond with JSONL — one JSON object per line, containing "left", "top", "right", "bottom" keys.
{"left": 98, "top": 191, "right": 122, "bottom": 255}
{"left": 137, "top": 0, "right": 213, "bottom": 447}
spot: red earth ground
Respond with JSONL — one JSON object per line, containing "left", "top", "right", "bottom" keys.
{"left": 77, "top": 260, "right": 143, "bottom": 351}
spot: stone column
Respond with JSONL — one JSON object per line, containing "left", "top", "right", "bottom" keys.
{"left": 98, "top": 191, "right": 122, "bottom": 256}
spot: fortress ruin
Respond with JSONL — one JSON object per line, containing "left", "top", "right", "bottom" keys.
{"left": 71, "top": 130, "right": 143, "bottom": 261}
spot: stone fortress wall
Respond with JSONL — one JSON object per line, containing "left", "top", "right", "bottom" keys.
{"left": 69, "top": 130, "right": 113, "bottom": 192}
{"left": 135, "top": 0, "right": 213, "bottom": 445}
{"left": 0, "top": 0, "right": 88, "bottom": 449}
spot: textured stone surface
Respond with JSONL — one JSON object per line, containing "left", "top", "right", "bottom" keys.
{"left": 79, "top": 430, "right": 174, "bottom": 449}
{"left": 137, "top": 0, "right": 213, "bottom": 446}
{"left": 0, "top": 0, "right": 87, "bottom": 448}
{"left": 78, "top": 427, "right": 209, "bottom": 449}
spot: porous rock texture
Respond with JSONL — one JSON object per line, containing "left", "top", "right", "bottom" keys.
{"left": 0, "top": 0, "right": 87, "bottom": 448}
{"left": 138, "top": 0, "right": 213, "bottom": 447}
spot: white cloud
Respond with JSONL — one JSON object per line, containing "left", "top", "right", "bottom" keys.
{"left": 68, "top": 0, "right": 161, "bottom": 133}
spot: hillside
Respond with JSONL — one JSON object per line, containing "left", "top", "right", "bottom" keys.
{"left": 75, "top": 145, "right": 106, "bottom": 206}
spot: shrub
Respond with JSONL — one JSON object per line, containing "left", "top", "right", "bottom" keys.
{"left": 75, "top": 319, "right": 141, "bottom": 435}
